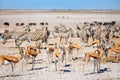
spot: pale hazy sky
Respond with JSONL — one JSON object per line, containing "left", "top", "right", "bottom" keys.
{"left": 0, "top": 0, "right": 120, "bottom": 10}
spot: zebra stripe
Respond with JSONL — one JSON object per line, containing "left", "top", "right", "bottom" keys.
{"left": 28, "top": 30, "right": 45, "bottom": 41}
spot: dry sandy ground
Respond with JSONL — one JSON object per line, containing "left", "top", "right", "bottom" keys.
{"left": 0, "top": 49, "right": 120, "bottom": 80}
{"left": 0, "top": 10, "right": 120, "bottom": 80}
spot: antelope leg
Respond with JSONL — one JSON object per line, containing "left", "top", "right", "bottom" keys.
{"left": 11, "top": 62, "right": 14, "bottom": 72}
{"left": 32, "top": 56, "right": 35, "bottom": 70}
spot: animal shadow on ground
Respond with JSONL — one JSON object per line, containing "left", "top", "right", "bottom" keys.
{"left": 99, "top": 68, "right": 112, "bottom": 73}
{"left": 0, "top": 71, "right": 36, "bottom": 78}
{"left": 84, "top": 68, "right": 112, "bottom": 75}
{"left": 30, "top": 66, "right": 48, "bottom": 71}
{"left": 27, "top": 59, "right": 44, "bottom": 64}
{"left": 72, "top": 57, "right": 79, "bottom": 60}
{"left": 64, "top": 64, "right": 72, "bottom": 67}
{"left": 0, "top": 74, "right": 22, "bottom": 78}
{"left": 60, "top": 69, "right": 71, "bottom": 72}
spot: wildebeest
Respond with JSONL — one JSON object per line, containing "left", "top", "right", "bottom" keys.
{"left": 40, "top": 22, "right": 44, "bottom": 26}
{"left": 45, "top": 22, "right": 48, "bottom": 25}
{"left": 21, "top": 23, "right": 25, "bottom": 26}
{"left": 16, "top": 23, "right": 20, "bottom": 26}
{"left": 28, "top": 23, "right": 36, "bottom": 26}
{"left": 4, "top": 22, "right": 9, "bottom": 26}
{"left": 16, "top": 23, "right": 25, "bottom": 26}
{"left": 84, "top": 22, "right": 89, "bottom": 26}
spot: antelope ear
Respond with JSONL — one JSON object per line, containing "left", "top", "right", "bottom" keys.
{"left": 21, "top": 47, "right": 26, "bottom": 51}
{"left": 0, "top": 33, "right": 1, "bottom": 36}
{"left": 95, "top": 50, "right": 98, "bottom": 54}
{"left": 5, "top": 29, "right": 9, "bottom": 33}
{"left": 68, "top": 41, "right": 72, "bottom": 44}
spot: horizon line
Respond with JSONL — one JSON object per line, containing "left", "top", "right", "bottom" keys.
{"left": 0, "top": 9, "right": 120, "bottom": 11}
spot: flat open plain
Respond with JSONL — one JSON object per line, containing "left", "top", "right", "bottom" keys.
{"left": 0, "top": 10, "right": 120, "bottom": 80}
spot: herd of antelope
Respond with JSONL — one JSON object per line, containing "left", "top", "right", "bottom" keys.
{"left": 0, "top": 20, "right": 120, "bottom": 74}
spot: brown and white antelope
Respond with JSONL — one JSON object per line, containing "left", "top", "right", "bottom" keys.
{"left": 0, "top": 48, "right": 23, "bottom": 72}
{"left": 85, "top": 49, "right": 103, "bottom": 73}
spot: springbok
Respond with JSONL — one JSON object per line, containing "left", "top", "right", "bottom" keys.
{"left": 0, "top": 48, "right": 23, "bottom": 72}
{"left": 46, "top": 43, "right": 58, "bottom": 63}
{"left": 24, "top": 45, "right": 39, "bottom": 70}
{"left": 53, "top": 43, "right": 63, "bottom": 71}
{"left": 59, "top": 43, "right": 70, "bottom": 65}
{"left": 85, "top": 49, "right": 103, "bottom": 73}
{"left": 106, "top": 43, "right": 120, "bottom": 62}
{"left": 88, "top": 37, "right": 100, "bottom": 47}
{"left": 68, "top": 42, "right": 81, "bottom": 60}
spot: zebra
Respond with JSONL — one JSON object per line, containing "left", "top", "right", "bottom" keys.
{"left": 59, "top": 28, "right": 76, "bottom": 44}
{"left": 0, "top": 30, "right": 28, "bottom": 46}
{"left": 54, "top": 24, "right": 67, "bottom": 33}
{"left": 0, "top": 25, "right": 31, "bottom": 46}
{"left": 59, "top": 32, "right": 69, "bottom": 44}
{"left": 15, "top": 27, "right": 50, "bottom": 47}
